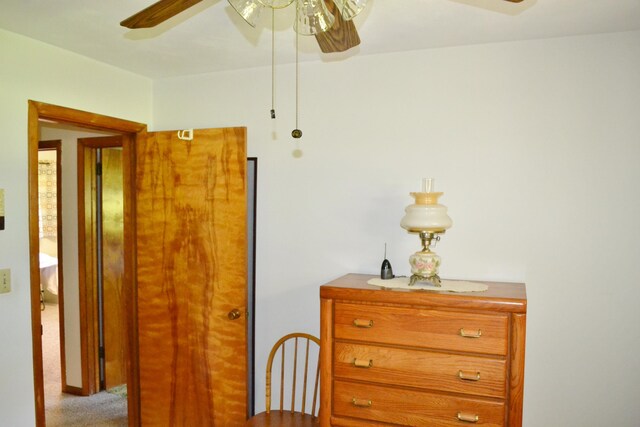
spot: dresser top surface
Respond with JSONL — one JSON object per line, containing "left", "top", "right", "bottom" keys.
{"left": 320, "top": 273, "right": 527, "bottom": 313}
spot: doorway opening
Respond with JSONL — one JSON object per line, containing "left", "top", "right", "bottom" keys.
{"left": 28, "top": 101, "right": 144, "bottom": 427}
{"left": 37, "top": 140, "right": 68, "bottom": 415}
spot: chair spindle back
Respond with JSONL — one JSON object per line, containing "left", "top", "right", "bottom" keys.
{"left": 264, "top": 332, "right": 321, "bottom": 417}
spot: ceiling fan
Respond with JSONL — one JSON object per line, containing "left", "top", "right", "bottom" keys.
{"left": 121, "top": 0, "right": 524, "bottom": 54}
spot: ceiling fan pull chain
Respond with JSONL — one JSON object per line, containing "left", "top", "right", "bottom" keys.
{"left": 291, "top": 0, "right": 302, "bottom": 139}
{"left": 271, "top": 7, "right": 276, "bottom": 119}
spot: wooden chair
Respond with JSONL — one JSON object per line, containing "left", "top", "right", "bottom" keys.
{"left": 247, "top": 333, "right": 320, "bottom": 426}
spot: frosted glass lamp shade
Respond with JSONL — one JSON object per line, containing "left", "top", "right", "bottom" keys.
{"left": 334, "top": 0, "right": 368, "bottom": 20}
{"left": 228, "top": 0, "right": 264, "bottom": 27}
{"left": 294, "top": 0, "right": 336, "bottom": 35}
{"left": 400, "top": 192, "right": 452, "bottom": 233}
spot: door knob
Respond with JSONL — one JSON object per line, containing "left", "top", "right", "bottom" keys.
{"left": 228, "top": 309, "right": 242, "bottom": 320}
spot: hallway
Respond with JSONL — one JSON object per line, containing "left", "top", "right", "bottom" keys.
{"left": 42, "top": 303, "right": 127, "bottom": 426}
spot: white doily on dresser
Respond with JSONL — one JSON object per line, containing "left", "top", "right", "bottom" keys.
{"left": 367, "top": 277, "right": 488, "bottom": 292}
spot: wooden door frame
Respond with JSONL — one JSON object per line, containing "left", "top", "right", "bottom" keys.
{"left": 37, "top": 140, "right": 69, "bottom": 394}
{"left": 28, "top": 100, "right": 145, "bottom": 427}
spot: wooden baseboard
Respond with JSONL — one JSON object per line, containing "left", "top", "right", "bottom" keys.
{"left": 62, "top": 384, "right": 85, "bottom": 396}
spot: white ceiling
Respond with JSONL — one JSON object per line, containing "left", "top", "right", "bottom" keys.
{"left": 1, "top": 0, "right": 639, "bottom": 79}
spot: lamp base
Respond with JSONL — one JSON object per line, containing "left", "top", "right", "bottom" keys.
{"left": 408, "top": 273, "right": 442, "bottom": 287}
{"left": 407, "top": 250, "right": 441, "bottom": 286}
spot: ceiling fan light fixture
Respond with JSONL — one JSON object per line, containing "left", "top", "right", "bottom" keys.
{"left": 294, "top": 0, "right": 336, "bottom": 35}
{"left": 228, "top": 0, "right": 264, "bottom": 27}
{"left": 334, "top": 0, "right": 367, "bottom": 20}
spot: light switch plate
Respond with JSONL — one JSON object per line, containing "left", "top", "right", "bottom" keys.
{"left": 0, "top": 269, "right": 11, "bottom": 294}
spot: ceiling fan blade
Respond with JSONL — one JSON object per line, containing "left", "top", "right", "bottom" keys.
{"left": 315, "top": 0, "right": 360, "bottom": 53}
{"left": 121, "top": 0, "right": 204, "bottom": 29}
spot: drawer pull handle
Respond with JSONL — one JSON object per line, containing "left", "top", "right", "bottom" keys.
{"left": 353, "top": 319, "right": 374, "bottom": 328}
{"left": 352, "top": 398, "right": 372, "bottom": 408}
{"left": 457, "top": 412, "right": 479, "bottom": 423}
{"left": 353, "top": 358, "right": 373, "bottom": 368}
{"left": 459, "top": 328, "right": 482, "bottom": 338}
{"left": 458, "top": 370, "right": 481, "bottom": 381}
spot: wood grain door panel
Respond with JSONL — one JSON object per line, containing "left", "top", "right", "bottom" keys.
{"left": 101, "top": 147, "right": 127, "bottom": 389}
{"left": 136, "top": 127, "right": 248, "bottom": 426}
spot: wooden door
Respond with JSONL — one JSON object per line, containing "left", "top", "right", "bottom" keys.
{"left": 136, "top": 127, "right": 248, "bottom": 426}
{"left": 101, "top": 147, "right": 127, "bottom": 389}
{"left": 78, "top": 136, "right": 127, "bottom": 393}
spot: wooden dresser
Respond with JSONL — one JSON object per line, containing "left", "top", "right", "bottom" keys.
{"left": 319, "top": 274, "right": 526, "bottom": 427}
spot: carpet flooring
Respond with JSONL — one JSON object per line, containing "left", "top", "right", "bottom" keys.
{"left": 42, "top": 303, "right": 128, "bottom": 426}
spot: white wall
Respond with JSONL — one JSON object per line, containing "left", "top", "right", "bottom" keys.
{"left": 0, "top": 28, "right": 151, "bottom": 425}
{"left": 153, "top": 31, "right": 640, "bottom": 426}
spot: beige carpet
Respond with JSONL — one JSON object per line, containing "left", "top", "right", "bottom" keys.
{"left": 42, "top": 303, "right": 128, "bottom": 426}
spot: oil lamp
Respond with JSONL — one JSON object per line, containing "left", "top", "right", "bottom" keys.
{"left": 400, "top": 178, "right": 452, "bottom": 286}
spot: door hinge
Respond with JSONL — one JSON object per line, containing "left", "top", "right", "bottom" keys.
{"left": 99, "top": 346, "right": 105, "bottom": 359}
{"left": 96, "top": 161, "right": 102, "bottom": 176}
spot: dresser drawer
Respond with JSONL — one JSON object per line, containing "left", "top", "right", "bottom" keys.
{"left": 333, "top": 380, "right": 505, "bottom": 427}
{"left": 334, "top": 302, "right": 508, "bottom": 356}
{"left": 334, "top": 342, "right": 507, "bottom": 398}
